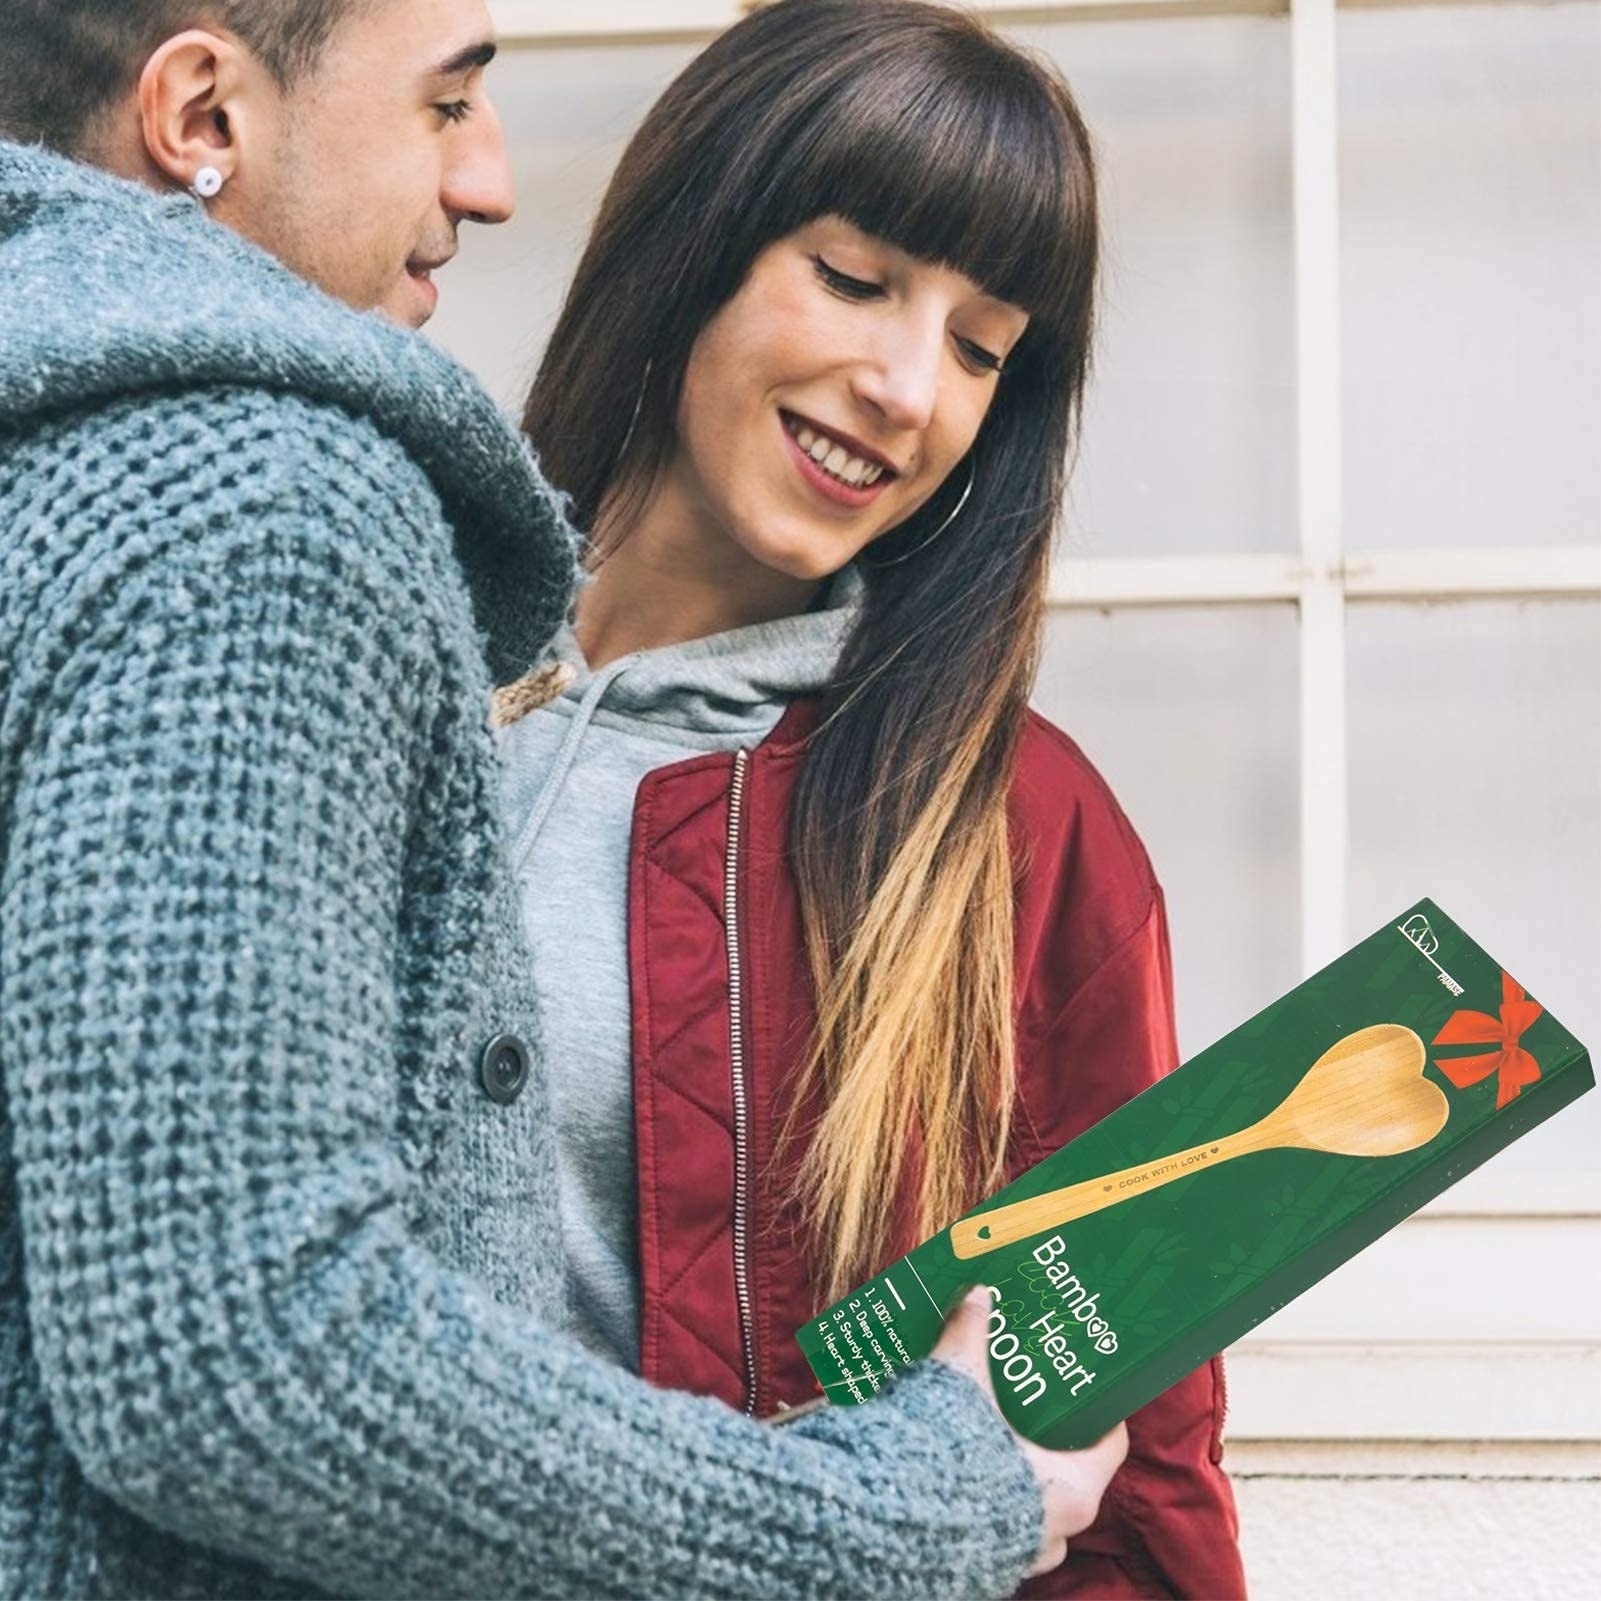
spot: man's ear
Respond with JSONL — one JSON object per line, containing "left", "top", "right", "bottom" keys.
{"left": 136, "top": 29, "right": 263, "bottom": 196}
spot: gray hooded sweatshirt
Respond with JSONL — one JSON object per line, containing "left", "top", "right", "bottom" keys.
{"left": 497, "top": 570, "right": 862, "bottom": 1367}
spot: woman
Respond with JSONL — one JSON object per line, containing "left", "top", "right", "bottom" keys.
{"left": 503, "top": 2, "right": 1245, "bottom": 1594}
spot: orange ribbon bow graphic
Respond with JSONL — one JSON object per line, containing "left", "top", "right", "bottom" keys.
{"left": 1432, "top": 971, "right": 1543, "bottom": 1109}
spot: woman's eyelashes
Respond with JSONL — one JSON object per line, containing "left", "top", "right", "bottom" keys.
{"left": 957, "top": 337, "right": 1004, "bottom": 376}
{"left": 434, "top": 98, "right": 474, "bottom": 125}
{"left": 812, "top": 253, "right": 880, "bottom": 301}
{"left": 810, "top": 254, "right": 1006, "bottom": 377}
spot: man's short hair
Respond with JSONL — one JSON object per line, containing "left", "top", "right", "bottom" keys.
{"left": 0, "top": 2, "right": 369, "bottom": 154}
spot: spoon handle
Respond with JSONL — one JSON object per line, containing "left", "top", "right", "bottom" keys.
{"left": 949, "top": 1127, "right": 1262, "bottom": 1259}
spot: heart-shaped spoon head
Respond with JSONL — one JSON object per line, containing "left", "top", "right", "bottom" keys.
{"left": 1273, "top": 1023, "right": 1449, "bottom": 1158}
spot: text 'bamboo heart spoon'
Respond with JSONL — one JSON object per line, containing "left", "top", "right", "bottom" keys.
{"left": 950, "top": 1023, "right": 1449, "bottom": 1260}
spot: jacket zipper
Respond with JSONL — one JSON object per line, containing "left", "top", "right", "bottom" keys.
{"left": 723, "top": 747, "right": 758, "bottom": 1415}
{"left": 1213, "top": 1354, "right": 1230, "bottom": 1463}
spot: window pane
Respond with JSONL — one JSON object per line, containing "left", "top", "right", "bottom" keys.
{"left": 1347, "top": 599, "right": 1601, "bottom": 1176}
{"left": 1014, "top": 16, "right": 1296, "bottom": 557}
{"left": 1034, "top": 604, "right": 1301, "bottom": 1058}
{"left": 1340, "top": 3, "right": 1601, "bottom": 550}
{"left": 435, "top": 23, "right": 1297, "bottom": 557}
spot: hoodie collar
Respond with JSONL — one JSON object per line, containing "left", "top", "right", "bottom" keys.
{"left": 544, "top": 566, "right": 863, "bottom": 737}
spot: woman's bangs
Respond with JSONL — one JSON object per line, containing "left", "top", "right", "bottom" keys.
{"left": 768, "top": 66, "right": 1086, "bottom": 334}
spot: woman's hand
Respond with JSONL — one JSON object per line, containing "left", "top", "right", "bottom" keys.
{"left": 932, "top": 1287, "right": 1130, "bottom": 1577}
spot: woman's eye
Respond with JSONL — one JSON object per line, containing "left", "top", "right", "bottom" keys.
{"left": 957, "top": 337, "right": 1004, "bottom": 376}
{"left": 435, "top": 99, "right": 473, "bottom": 125}
{"left": 813, "top": 255, "right": 882, "bottom": 301}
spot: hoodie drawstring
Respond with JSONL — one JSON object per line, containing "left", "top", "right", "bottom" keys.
{"left": 509, "top": 653, "right": 636, "bottom": 878}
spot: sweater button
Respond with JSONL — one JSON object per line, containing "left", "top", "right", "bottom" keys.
{"left": 479, "top": 1033, "right": 530, "bottom": 1105}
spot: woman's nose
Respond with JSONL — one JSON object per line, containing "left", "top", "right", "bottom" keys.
{"left": 850, "top": 316, "right": 943, "bottom": 433}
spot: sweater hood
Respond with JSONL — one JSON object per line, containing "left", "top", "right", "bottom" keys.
{"left": 0, "top": 138, "right": 579, "bottom": 683}
{"left": 545, "top": 566, "right": 863, "bottom": 740}
{"left": 498, "top": 568, "right": 860, "bottom": 871}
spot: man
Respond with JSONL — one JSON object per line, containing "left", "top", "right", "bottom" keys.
{"left": 0, "top": 3, "right": 1124, "bottom": 1596}
{"left": 1, "top": 0, "right": 515, "bottom": 327}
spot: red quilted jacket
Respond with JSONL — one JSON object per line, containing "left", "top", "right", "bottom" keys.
{"left": 627, "top": 695, "right": 1246, "bottom": 1599}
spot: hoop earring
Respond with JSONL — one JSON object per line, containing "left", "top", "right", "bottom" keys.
{"left": 873, "top": 453, "right": 976, "bottom": 566}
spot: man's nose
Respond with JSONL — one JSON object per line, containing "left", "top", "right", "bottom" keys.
{"left": 850, "top": 315, "right": 942, "bottom": 433}
{"left": 445, "top": 98, "right": 515, "bottom": 225}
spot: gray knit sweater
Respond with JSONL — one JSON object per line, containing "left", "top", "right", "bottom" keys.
{"left": 0, "top": 142, "right": 1040, "bottom": 1599}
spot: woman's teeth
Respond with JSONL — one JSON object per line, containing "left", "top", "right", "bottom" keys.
{"left": 789, "top": 420, "right": 886, "bottom": 488}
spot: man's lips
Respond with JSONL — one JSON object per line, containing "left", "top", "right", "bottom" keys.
{"left": 403, "top": 265, "right": 441, "bottom": 323}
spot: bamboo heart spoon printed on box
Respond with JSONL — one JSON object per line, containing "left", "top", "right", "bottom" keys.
{"left": 950, "top": 1024, "right": 1450, "bottom": 1259}
{"left": 796, "top": 900, "right": 1592, "bottom": 1450}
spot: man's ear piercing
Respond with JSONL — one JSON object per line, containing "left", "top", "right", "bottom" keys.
{"left": 190, "top": 166, "right": 225, "bottom": 200}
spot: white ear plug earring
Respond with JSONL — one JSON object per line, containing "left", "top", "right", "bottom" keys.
{"left": 190, "top": 166, "right": 225, "bottom": 200}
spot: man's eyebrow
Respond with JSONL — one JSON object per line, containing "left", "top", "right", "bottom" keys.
{"left": 430, "top": 39, "right": 497, "bottom": 78}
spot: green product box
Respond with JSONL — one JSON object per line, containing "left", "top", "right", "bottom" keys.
{"left": 796, "top": 899, "right": 1593, "bottom": 1447}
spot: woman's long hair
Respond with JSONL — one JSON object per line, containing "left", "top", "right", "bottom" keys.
{"left": 523, "top": 0, "right": 1098, "bottom": 1303}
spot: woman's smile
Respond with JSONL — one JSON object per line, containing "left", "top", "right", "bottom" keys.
{"left": 779, "top": 408, "right": 898, "bottom": 509}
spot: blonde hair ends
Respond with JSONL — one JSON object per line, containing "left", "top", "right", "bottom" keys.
{"left": 791, "top": 664, "right": 1027, "bottom": 1306}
